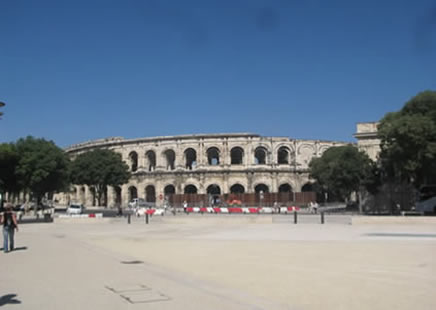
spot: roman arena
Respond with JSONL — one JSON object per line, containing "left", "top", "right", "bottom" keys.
{"left": 57, "top": 133, "right": 347, "bottom": 207}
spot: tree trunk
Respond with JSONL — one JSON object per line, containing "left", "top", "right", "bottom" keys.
{"left": 358, "top": 190, "right": 363, "bottom": 214}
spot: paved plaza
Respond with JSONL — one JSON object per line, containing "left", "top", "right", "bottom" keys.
{"left": 1, "top": 214, "right": 436, "bottom": 310}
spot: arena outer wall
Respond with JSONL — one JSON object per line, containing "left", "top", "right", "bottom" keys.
{"left": 56, "top": 133, "right": 349, "bottom": 208}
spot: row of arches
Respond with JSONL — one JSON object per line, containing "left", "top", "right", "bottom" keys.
{"left": 128, "top": 146, "right": 295, "bottom": 172}
{"left": 70, "top": 181, "right": 315, "bottom": 207}
{"left": 126, "top": 183, "right": 297, "bottom": 201}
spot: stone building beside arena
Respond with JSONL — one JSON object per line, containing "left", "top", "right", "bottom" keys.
{"left": 57, "top": 133, "right": 348, "bottom": 207}
{"left": 353, "top": 122, "right": 380, "bottom": 161}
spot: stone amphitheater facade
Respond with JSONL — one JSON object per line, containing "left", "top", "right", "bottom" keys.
{"left": 58, "top": 133, "right": 348, "bottom": 207}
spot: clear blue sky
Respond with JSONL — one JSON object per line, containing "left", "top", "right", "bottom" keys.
{"left": 1, "top": 0, "right": 435, "bottom": 147}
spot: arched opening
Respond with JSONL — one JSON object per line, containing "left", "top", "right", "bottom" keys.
{"left": 184, "top": 185, "right": 198, "bottom": 194}
{"left": 145, "top": 185, "right": 156, "bottom": 203}
{"left": 164, "top": 185, "right": 175, "bottom": 195}
{"left": 230, "top": 184, "right": 245, "bottom": 194}
{"left": 129, "top": 151, "right": 138, "bottom": 172}
{"left": 163, "top": 149, "right": 176, "bottom": 170}
{"left": 279, "top": 183, "right": 293, "bottom": 193}
{"left": 255, "top": 184, "right": 269, "bottom": 193}
{"left": 114, "top": 186, "right": 122, "bottom": 206}
{"left": 207, "top": 184, "right": 221, "bottom": 195}
{"left": 207, "top": 184, "right": 221, "bottom": 206}
{"left": 128, "top": 186, "right": 138, "bottom": 202}
{"left": 145, "top": 150, "right": 156, "bottom": 171}
{"left": 254, "top": 147, "right": 267, "bottom": 164}
{"left": 207, "top": 147, "right": 220, "bottom": 165}
{"left": 277, "top": 147, "right": 290, "bottom": 164}
{"left": 278, "top": 183, "right": 293, "bottom": 203}
{"left": 231, "top": 147, "right": 244, "bottom": 165}
{"left": 302, "top": 183, "right": 313, "bottom": 192}
{"left": 184, "top": 148, "right": 197, "bottom": 170}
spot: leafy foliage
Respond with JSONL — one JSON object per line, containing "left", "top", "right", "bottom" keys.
{"left": 15, "top": 136, "right": 70, "bottom": 203}
{"left": 378, "top": 90, "right": 436, "bottom": 187}
{"left": 0, "top": 143, "right": 21, "bottom": 194}
{"left": 70, "top": 149, "right": 130, "bottom": 205}
{"left": 309, "top": 145, "right": 377, "bottom": 201}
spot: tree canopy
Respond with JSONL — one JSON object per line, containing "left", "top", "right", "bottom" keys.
{"left": 378, "top": 90, "right": 436, "bottom": 187}
{"left": 0, "top": 143, "right": 20, "bottom": 194}
{"left": 15, "top": 136, "right": 70, "bottom": 204}
{"left": 70, "top": 149, "right": 130, "bottom": 206}
{"left": 309, "top": 145, "right": 377, "bottom": 201}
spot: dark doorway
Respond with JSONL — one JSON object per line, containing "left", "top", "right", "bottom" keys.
{"left": 184, "top": 185, "right": 198, "bottom": 194}
{"left": 145, "top": 185, "right": 156, "bottom": 203}
{"left": 230, "top": 184, "right": 245, "bottom": 194}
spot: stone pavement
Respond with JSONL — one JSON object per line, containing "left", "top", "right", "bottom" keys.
{"left": 1, "top": 215, "right": 436, "bottom": 310}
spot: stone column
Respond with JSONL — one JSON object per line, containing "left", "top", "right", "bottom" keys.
{"left": 271, "top": 172, "right": 278, "bottom": 193}
{"left": 121, "top": 184, "right": 129, "bottom": 207}
{"left": 223, "top": 172, "right": 229, "bottom": 195}
{"left": 246, "top": 141, "right": 253, "bottom": 167}
{"left": 107, "top": 186, "right": 114, "bottom": 208}
{"left": 198, "top": 141, "right": 204, "bottom": 168}
{"left": 85, "top": 186, "right": 94, "bottom": 206}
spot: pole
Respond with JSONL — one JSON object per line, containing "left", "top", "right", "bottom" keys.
{"left": 294, "top": 211, "right": 297, "bottom": 224}
{"left": 145, "top": 213, "right": 149, "bottom": 224}
{"left": 321, "top": 212, "right": 325, "bottom": 224}
{"left": 127, "top": 213, "right": 131, "bottom": 224}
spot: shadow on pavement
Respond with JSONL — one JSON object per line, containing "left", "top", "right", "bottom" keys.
{"left": 1, "top": 246, "right": 28, "bottom": 252}
{"left": 18, "top": 217, "right": 53, "bottom": 224}
{"left": 0, "top": 294, "right": 21, "bottom": 306}
{"left": 13, "top": 246, "right": 28, "bottom": 251}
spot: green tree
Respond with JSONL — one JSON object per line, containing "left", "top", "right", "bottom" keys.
{"left": 70, "top": 149, "right": 130, "bottom": 206}
{"left": 378, "top": 90, "right": 436, "bottom": 187}
{"left": 0, "top": 143, "right": 21, "bottom": 195}
{"left": 15, "top": 136, "right": 70, "bottom": 205}
{"left": 309, "top": 145, "right": 378, "bottom": 203}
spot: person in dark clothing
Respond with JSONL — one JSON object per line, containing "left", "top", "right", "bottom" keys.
{"left": 117, "top": 203, "right": 123, "bottom": 217}
{"left": 1, "top": 203, "right": 19, "bottom": 253}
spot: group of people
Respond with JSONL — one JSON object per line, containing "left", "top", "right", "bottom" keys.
{"left": 308, "top": 201, "right": 319, "bottom": 214}
{"left": 1, "top": 203, "right": 19, "bottom": 253}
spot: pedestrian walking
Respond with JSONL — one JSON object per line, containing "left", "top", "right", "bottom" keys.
{"left": 1, "top": 203, "right": 19, "bottom": 253}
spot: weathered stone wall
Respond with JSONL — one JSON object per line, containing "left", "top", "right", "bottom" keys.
{"left": 354, "top": 122, "right": 381, "bottom": 161}
{"left": 57, "top": 133, "right": 348, "bottom": 207}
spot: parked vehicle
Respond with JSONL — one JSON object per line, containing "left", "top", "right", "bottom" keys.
{"left": 128, "top": 198, "right": 150, "bottom": 208}
{"left": 67, "top": 203, "right": 84, "bottom": 215}
{"left": 416, "top": 185, "right": 436, "bottom": 214}
{"left": 129, "top": 198, "right": 145, "bottom": 208}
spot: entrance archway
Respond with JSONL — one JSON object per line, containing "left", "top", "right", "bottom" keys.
{"left": 128, "top": 186, "right": 138, "bottom": 202}
{"left": 279, "top": 183, "right": 292, "bottom": 192}
{"left": 145, "top": 185, "right": 156, "bottom": 203}
{"left": 255, "top": 184, "right": 269, "bottom": 193}
{"left": 230, "top": 184, "right": 245, "bottom": 194}
{"left": 164, "top": 185, "right": 175, "bottom": 195}
{"left": 184, "top": 185, "right": 198, "bottom": 194}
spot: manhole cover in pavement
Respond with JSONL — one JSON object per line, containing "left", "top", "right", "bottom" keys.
{"left": 105, "top": 285, "right": 171, "bottom": 304}
{"left": 120, "top": 260, "right": 144, "bottom": 264}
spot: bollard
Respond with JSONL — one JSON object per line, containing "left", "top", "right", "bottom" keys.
{"left": 127, "top": 213, "right": 131, "bottom": 224}
{"left": 145, "top": 213, "right": 149, "bottom": 224}
{"left": 321, "top": 212, "right": 325, "bottom": 224}
{"left": 294, "top": 211, "right": 298, "bottom": 224}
